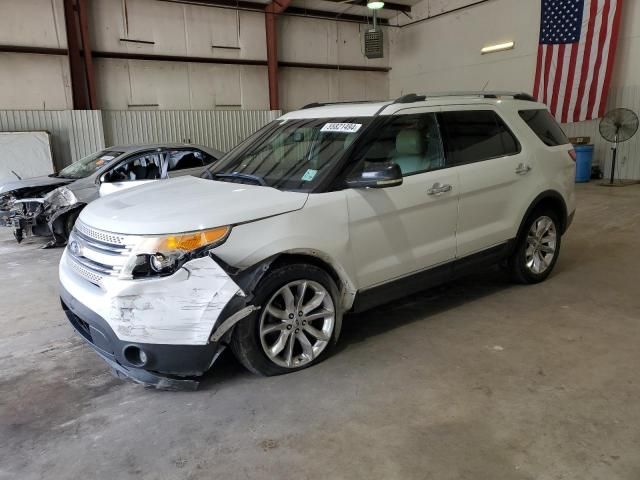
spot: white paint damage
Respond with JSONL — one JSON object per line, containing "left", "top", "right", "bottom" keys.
{"left": 59, "top": 251, "right": 242, "bottom": 345}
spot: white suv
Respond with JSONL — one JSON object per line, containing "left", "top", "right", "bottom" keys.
{"left": 59, "top": 92, "right": 576, "bottom": 389}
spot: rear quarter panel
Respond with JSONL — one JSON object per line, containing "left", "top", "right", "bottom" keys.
{"left": 500, "top": 107, "right": 576, "bottom": 237}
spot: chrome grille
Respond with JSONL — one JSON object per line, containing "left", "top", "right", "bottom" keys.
{"left": 67, "top": 221, "right": 135, "bottom": 286}
{"left": 73, "top": 228, "right": 127, "bottom": 256}
{"left": 75, "top": 220, "right": 126, "bottom": 246}
{"left": 67, "top": 255, "right": 106, "bottom": 286}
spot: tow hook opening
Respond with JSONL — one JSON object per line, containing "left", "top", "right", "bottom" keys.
{"left": 123, "top": 345, "right": 149, "bottom": 367}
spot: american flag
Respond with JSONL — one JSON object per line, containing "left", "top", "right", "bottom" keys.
{"left": 533, "top": 0, "right": 623, "bottom": 123}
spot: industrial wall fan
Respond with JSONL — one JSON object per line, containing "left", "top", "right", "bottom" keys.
{"left": 599, "top": 108, "right": 639, "bottom": 185}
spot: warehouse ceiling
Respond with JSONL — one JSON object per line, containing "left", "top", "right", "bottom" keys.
{"left": 290, "top": 0, "right": 418, "bottom": 20}
{"left": 164, "top": 0, "right": 420, "bottom": 22}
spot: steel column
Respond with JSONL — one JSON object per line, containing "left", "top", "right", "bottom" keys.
{"left": 265, "top": 0, "right": 291, "bottom": 111}
{"left": 77, "top": 0, "right": 97, "bottom": 109}
{"left": 63, "top": 0, "right": 87, "bottom": 109}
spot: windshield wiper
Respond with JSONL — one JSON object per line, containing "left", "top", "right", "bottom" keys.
{"left": 213, "top": 172, "right": 267, "bottom": 186}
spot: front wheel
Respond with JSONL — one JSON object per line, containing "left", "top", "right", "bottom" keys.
{"left": 508, "top": 209, "right": 562, "bottom": 284}
{"left": 231, "top": 264, "right": 341, "bottom": 376}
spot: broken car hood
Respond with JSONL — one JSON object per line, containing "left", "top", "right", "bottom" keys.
{"left": 80, "top": 176, "right": 309, "bottom": 235}
{"left": 0, "top": 175, "right": 72, "bottom": 196}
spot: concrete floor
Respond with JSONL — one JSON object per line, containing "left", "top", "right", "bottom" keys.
{"left": 1, "top": 183, "right": 639, "bottom": 480}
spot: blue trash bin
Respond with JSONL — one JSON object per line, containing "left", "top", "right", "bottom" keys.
{"left": 573, "top": 144, "right": 594, "bottom": 183}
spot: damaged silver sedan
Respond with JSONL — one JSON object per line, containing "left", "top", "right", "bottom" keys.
{"left": 1, "top": 144, "right": 222, "bottom": 247}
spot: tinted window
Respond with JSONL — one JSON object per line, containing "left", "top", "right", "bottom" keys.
{"left": 439, "top": 110, "right": 520, "bottom": 165}
{"left": 356, "top": 113, "right": 445, "bottom": 176}
{"left": 167, "top": 150, "right": 205, "bottom": 171}
{"left": 519, "top": 109, "right": 570, "bottom": 146}
{"left": 201, "top": 151, "right": 217, "bottom": 166}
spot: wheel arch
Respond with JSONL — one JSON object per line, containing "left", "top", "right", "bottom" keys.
{"left": 265, "top": 250, "right": 357, "bottom": 311}
{"left": 517, "top": 190, "right": 568, "bottom": 240}
{"left": 48, "top": 203, "right": 86, "bottom": 244}
{"left": 213, "top": 248, "right": 357, "bottom": 312}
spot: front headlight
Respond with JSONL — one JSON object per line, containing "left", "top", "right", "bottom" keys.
{"left": 44, "top": 187, "right": 77, "bottom": 208}
{"left": 131, "top": 226, "right": 231, "bottom": 277}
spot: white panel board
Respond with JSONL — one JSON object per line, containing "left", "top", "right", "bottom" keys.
{"left": 0, "top": 131, "right": 55, "bottom": 182}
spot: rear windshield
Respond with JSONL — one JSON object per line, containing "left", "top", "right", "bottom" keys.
{"left": 518, "top": 109, "right": 570, "bottom": 146}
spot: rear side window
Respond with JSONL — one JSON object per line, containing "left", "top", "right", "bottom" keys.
{"left": 166, "top": 150, "right": 205, "bottom": 171}
{"left": 518, "top": 109, "right": 570, "bottom": 146}
{"left": 438, "top": 110, "right": 520, "bottom": 165}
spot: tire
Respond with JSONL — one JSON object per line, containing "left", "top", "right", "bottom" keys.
{"left": 231, "top": 263, "right": 342, "bottom": 376}
{"left": 63, "top": 209, "right": 81, "bottom": 239}
{"left": 508, "top": 208, "right": 562, "bottom": 284}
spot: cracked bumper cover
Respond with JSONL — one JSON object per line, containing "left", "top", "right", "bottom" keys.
{"left": 59, "top": 251, "right": 252, "bottom": 386}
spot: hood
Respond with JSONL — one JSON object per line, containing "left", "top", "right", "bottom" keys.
{"left": 0, "top": 175, "right": 72, "bottom": 196}
{"left": 66, "top": 174, "right": 100, "bottom": 203}
{"left": 79, "top": 176, "right": 309, "bottom": 235}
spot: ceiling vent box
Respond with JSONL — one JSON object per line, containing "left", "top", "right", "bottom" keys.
{"left": 364, "top": 29, "right": 384, "bottom": 59}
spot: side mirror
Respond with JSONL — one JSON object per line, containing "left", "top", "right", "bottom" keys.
{"left": 100, "top": 171, "right": 111, "bottom": 184}
{"left": 346, "top": 162, "right": 403, "bottom": 189}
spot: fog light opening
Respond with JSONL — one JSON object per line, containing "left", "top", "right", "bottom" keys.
{"left": 123, "top": 345, "right": 148, "bottom": 367}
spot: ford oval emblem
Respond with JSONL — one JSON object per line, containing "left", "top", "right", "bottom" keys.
{"left": 69, "top": 240, "right": 81, "bottom": 256}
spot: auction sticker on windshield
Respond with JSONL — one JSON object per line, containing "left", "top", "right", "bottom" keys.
{"left": 301, "top": 169, "right": 318, "bottom": 182}
{"left": 320, "top": 123, "right": 362, "bottom": 133}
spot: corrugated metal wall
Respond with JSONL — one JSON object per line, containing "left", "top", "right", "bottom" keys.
{"left": 3, "top": 105, "right": 636, "bottom": 178}
{"left": 102, "top": 110, "right": 281, "bottom": 153}
{"left": 0, "top": 110, "right": 103, "bottom": 168}
{"left": 562, "top": 85, "right": 640, "bottom": 180}
{"left": 0, "top": 109, "right": 280, "bottom": 171}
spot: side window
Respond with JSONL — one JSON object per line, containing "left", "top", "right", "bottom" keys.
{"left": 357, "top": 113, "right": 446, "bottom": 176}
{"left": 108, "top": 152, "right": 162, "bottom": 182}
{"left": 167, "top": 149, "right": 205, "bottom": 172}
{"left": 518, "top": 109, "right": 570, "bottom": 146}
{"left": 200, "top": 151, "right": 217, "bottom": 166}
{"left": 439, "top": 110, "right": 520, "bottom": 165}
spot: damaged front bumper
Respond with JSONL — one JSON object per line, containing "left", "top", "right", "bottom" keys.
{"left": 59, "top": 248, "right": 256, "bottom": 389}
{"left": 7, "top": 198, "right": 50, "bottom": 242}
{"left": 60, "top": 285, "right": 223, "bottom": 390}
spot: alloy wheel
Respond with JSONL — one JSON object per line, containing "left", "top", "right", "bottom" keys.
{"left": 525, "top": 215, "right": 557, "bottom": 275}
{"left": 259, "top": 280, "right": 335, "bottom": 368}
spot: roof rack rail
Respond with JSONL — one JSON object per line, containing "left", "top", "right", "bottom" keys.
{"left": 392, "top": 93, "right": 427, "bottom": 104}
{"left": 300, "top": 91, "right": 538, "bottom": 113}
{"left": 388, "top": 91, "right": 538, "bottom": 105}
{"left": 512, "top": 93, "right": 537, "bottom": 101}
{"left": 301, "top": 100, "right": 383, "bottom": 109}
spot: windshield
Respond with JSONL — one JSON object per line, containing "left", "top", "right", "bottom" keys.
{"left": 207, "top": 117, "right": 372, "bottom": 191}
{"left": 57, "top": 150, "right": 123, "bottom": 179}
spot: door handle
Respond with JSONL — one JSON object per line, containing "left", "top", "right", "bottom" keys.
{"left": 427, "top": 182, "right": 453, "bottom": 195}
{"left": 515, "top": 163, "right": 532, "bottom": 175}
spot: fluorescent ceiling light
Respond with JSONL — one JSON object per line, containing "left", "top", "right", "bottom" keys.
{"left": 481, "top": 41, "right": 515, "bottom": 54}
{"left": 367, "top": 0, "right": 385, "bottom": 9}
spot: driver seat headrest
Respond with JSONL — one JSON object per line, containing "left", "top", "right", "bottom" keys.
{"left": 395, "top": 129, "right": 425, "bottom": 155}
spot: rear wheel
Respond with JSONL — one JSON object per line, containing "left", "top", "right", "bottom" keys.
{"left": 509, "top": 209, "right": 562, "bottom": 284}
{"left": 231, "top": 264, "right": 341, "bottom": 376}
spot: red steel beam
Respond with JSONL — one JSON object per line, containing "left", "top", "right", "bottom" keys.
{"left": 265, "top": 0, "right": 291, "bottom": 111}
{"left": 77, "top": 0, "right": 97, "bottom": 109}
{"left": 63, "top": 0, "right": 87, "bottom": 109}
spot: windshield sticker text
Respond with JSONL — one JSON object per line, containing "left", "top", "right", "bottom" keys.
{"left": 320, "top": 123, "right": 362, "bottom": 133}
